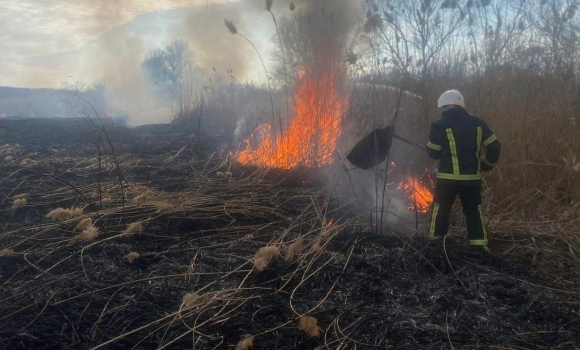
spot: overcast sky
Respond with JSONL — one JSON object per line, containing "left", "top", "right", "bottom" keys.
{"left": 0, "top": 0, "right": 284, "bottom": 88}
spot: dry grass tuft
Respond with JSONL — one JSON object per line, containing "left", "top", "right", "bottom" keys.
{"left": 89, "top": 157, "right": 98, "bottom": 164}
{"left": 182, "top": 292, "right": 200, "bottom": 309}
{"left": 132, "top": 195, "right": 147, "bottom": 206}
{"left": 236, "top": 335, "right": 255, "bottom": 350}
{"left": 311, "top": 240, "right": 322, "bottom": 253}
{"left": 224, "top": 172, "right": 233, "bottom": 182}
{"left": 299, "top": 315, "right": 322, "bottom": 338}
{"left": 154, "top": 201, "right": 174, "bottom": 212}
{"left": 253, "top": 245, "right": 280, "bottom": 271}
{"left": 0, "top": 248, "right": 14, "bottom": 257}
{"left": 72, "top": 207, "right": 83, "bottom": 217}
{"left": 46, "top": 208, "right": 73, "bottom": 222}
{"left": 123, "top": 222, "right": 144, "bottom": 236}
{"left": 101, "top": 195, "right": 112, "bottom": 205}
{"left": 216, "top": 171, "right": 224, "bottom": 178}
{"left": 126, "top": 251, "right": 140, "bottom": 263}
{"left": 285, "top": 238, "right": 303, "bottom": 262}
{"left": 76, "top": 226, "right": 99, "bottom": 241}
{"left": 4, "top": 155, "right": 13, "bottom": 162}
{"left": 75, "top": 218, "right": 93, "bottom": 231}
{"left": 12, "top": 198, "right": 26, "bottom": 209}
{"left": 12, "top": 193, "right": 27, "bottom": 200}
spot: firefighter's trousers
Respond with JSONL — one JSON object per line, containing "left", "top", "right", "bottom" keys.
{"left": 429, "top": 181, "right": 488, "bottom": 246}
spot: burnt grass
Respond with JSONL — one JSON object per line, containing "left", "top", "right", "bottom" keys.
{"left": 1, "top": 118, "right": 579, "bottom": 349}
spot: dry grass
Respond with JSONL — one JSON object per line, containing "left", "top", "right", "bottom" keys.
{"left": 285, "top": 238, "right": 303, "bottom": 262}
{"left": 181, "top": 292, "right": 200, "bottom": 309}
{"left": 123, "top": 222, "right": 144, "bottom": 236}
{"left": 299, "top": 315, "right": 321, "bottom": 338}
{"left": 132, "top": 195, "right": 147, "bottom": 206}
{"left": 12, "top": 193, "right": 27, "bottom": 200}
{"left": 4, "top": 155, "right": 13, "bottom": 162}
{"left": 72, "top": 207, "right": 83, "bottom": 217}
{"left": 216, "top": 171, "right": 224, "bottom": 178}
{"left": 12, "top": 198, "right": 26, "bottom": 209}
{"left": 46, "top": 208, "right": 73, "bottom": 222}
{"left": 126, "top": 252, "right": 140, "bottom": 263}
{"left": 76, "top": 226, "right": 99, "bottom": 242}
{"left": 253, "top": 245, "right": 280, "bottom": 272}
{"left": 153, "top": 201, "right": 174, "bottom": 213}
{"left": 235, "top": 335, "right": 255, "bottom": 350}
{"left": 75, "top": 218, "right": 93, "bottom": 231}
{"left": 0, "top": 248, "right": 14, "bottom": 257}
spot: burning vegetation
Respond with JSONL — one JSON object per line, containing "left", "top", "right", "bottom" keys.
{"left": 1, "top": 0, "right": 580, "bottom": 349}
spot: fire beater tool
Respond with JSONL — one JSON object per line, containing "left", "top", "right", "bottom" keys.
{"left": 346, "top": 126, "right": 424, "bottom": 170}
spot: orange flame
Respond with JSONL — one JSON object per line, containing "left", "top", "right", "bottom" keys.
{"left": 237, "top": 65, "right": 346, "bottom": 169}
{"left": 397, "top": 174, "right": 434, "bottom": 214}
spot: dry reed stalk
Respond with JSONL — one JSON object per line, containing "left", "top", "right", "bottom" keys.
{"left": 299, "top": 315, "right": 321, "bottom": 338}
{"left": 126, "top": 252, "right": 140, "bottom": 263}
{"left": 235, "top": 335, "right": 255, "bottom": 350}
{"left": 123, "top": 222, "right": 144, "bottom": 236}
{"left": 12, "top": 198, "right": 26, "bottom": 209}
{"left": 0, "top": 248, "right": 14, "bottom": 257}
{"left": 253, "top": 245, "right": 280, "bottom": 271}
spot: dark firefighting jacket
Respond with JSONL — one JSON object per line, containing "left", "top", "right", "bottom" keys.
{"left": 426, "top": 107, "right": 501, "bottom": 182}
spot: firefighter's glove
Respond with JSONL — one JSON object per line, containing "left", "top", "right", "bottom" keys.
{"left": 481, "top": 162, "right": 494, "bottom": 172}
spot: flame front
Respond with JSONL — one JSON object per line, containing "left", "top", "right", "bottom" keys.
{"left": 237, "top": 65, "right": 346, "bottom": 169}
{"left": 397, "top": 174, "right": 434, "bottom": 214}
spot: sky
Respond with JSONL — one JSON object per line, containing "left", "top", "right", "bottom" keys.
{"left": 0, "top": 0, "right": 286, "bottom": 88}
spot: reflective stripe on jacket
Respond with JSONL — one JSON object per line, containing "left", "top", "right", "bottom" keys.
{"left": 426, "top": 107, "right": 501, "bottom": 181}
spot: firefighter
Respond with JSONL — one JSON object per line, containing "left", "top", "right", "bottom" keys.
{"left": 426, "top": 90, "right": 501, "bottom": 252}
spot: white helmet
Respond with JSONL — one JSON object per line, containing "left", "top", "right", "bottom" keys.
{"left": 437, "top": 89, "right": 464, "bottom": 108}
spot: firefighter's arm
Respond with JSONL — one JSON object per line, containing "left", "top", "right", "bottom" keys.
{"left": 481, "top": 121, "right": 501, "bottom": 170}
{"left": 426, "top": 123, "right": 442, "bottom": 159}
